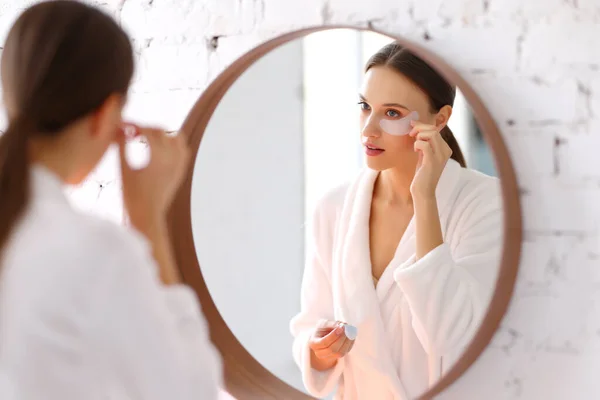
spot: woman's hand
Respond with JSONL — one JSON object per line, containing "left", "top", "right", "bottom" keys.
{"left": 408, "top": 121, "right": 448, "bottom": 260}
{"left": 118, "top": 123, "right": 190, "bottom": 231}
{"left": 408, "top": 121, "right": 452, "bottom": 200}
{"left": 309, "top": 320, "right": 355, "bottom": 371}
{"left": 118, "top": 123, "right": 190, "bottom": 285}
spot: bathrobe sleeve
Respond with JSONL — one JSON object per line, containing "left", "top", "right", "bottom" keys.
{"left": 92, "top": 228, "right": 224, "bottom": 400}
{"left": 289, "top": 195, "right": 345, "bottom": 398}
{"left": 393, "top": 178, "right": 504, "bottom": 356}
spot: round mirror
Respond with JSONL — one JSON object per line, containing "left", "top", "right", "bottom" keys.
{"left": 170, "top": 26, "right": 522, "bottom": 400}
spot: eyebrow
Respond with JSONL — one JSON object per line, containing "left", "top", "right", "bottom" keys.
{"left": 358, "top": 93, "right": 410, "bottom": 110}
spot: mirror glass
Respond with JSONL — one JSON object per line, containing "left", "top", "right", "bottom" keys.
{"left": 191, "top": 29, "right": 504, "bottom": 399}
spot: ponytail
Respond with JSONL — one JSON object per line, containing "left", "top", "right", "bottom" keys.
{"left": 0, "top": 0, "right": 135, "bottom": 265}
{"left": 0, "top": 118, "right": 32, "bottom": 263}
{"left": 440, "top": 125, "right": 466, "bottom": 168}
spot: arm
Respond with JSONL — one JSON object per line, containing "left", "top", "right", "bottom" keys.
{"left": 289, "top": 200, "right": 345, "bottom": 397}
{"left": 126, "top": 214, "right": 181, "bottom": 285}
{"left": 414, "top": 195, "right": 444, "bottom": 261}
{"left": 93, "top": 234, "right": 223, "bottom": 400}
{"left": 395, "top": 181, "right": 503, "bottom": 356}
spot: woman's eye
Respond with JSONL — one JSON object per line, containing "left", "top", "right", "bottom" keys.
{"left": 358, "top": 101, "right": 370, "bottom": 111}
{"left": 386, "top": 109, "right": 400, "bottom": 118}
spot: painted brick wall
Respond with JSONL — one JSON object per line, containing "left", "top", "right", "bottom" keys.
{"left": 1, "top": 0, "right": 599, "bottom": 398}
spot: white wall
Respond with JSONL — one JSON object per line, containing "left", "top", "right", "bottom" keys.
{"left": 1, "top": 1, "right": 598, "bottom": 399}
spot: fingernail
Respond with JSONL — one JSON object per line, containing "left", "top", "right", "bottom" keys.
{"left": 335, "top": 326, "right": 344, "bottom": 335}
{"left": 123, "top": 125, "right": 137, "bottom": 138}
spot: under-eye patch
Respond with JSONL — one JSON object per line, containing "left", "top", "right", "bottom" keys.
{"left": 379, "top": 111, "right": 419, "bottom": 136}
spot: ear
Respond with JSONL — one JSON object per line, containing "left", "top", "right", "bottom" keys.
{"left": 435, "top": 105, "right": 453, "bottom": 130}
{"left": 90, "top": 93, "right": 124, "bottom": 140}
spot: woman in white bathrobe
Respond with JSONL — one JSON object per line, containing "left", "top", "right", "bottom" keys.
{"left": 0, "top": 2, "right": 222, "bottom": 400}
{"left": 290, "top": 42, "right": 503, "bottom": 399}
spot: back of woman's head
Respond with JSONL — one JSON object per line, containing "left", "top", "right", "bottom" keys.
{"left": 0, "top": 0, "right": 134, "bottom": 260}
{"left": 365, "top": 42, "right": 467, "bottom": 168}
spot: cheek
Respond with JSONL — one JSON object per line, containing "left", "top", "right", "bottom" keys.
{"left": 385, "top": 134, "right": 415, "bottom": 153}
{"left": 422, "top": 112, "right": 438, "bottom": 126}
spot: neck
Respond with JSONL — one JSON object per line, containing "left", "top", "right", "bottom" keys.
{"left": 29, "top": 136, "right": 80, "bottom": 184}
{"left": 373, "top": 166, "right": 415, "bottom": 206}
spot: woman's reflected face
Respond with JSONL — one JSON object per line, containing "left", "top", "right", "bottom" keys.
{"left": 358, "top": 66, "right": 434, "bottom": 172}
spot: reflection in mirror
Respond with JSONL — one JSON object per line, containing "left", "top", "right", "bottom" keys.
{"left": 191, "top": 29, "right": 503, "bottom": 399}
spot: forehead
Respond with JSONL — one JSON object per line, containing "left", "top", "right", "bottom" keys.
{"left": 360, "top": 66, "right": 429, "bottom": 110}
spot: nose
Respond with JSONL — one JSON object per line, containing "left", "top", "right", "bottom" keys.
{"left": 361, "top": 113, "right": 382, "bottom": 138}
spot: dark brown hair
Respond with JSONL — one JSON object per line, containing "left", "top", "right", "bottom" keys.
{"left": 0, "top": 0, "right": 134, "bottom": 260}
{"left": 365, "top": 42, "right": 467, "bottom": 168}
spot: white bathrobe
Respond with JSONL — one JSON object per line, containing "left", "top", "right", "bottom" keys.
{"left": 290, "top": 159, "right": 503, "bottom": 400}
{"left": 0, "top": 165, "right": 223, "bottom": 400}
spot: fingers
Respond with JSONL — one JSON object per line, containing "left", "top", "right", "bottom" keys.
{"left": 117, "top": 124, "right": 138, "bottom": 174}
{"left": 337, "top": 336, "right": 354, "bottom": 356}
{"left": 312, "top": 348, "right": 340, "bottom": 361}
{"left": 312, "top": 335, "right": 353, "bottom": 360}
{"left": 310, "top": 320, "right": 357, "bottom": 361}
{"left": 121, "top": 122, "right": 141, "bottom": 139}
{"left": 141, "top": 127, "right": 167, "bottom": 151}
{"left": 328, "top": 332, "right": 349, "bottom": 354}
{"left": 409, "top": 123, "right": 439, "bottom": 153}
{"left": 145, "top": 128, "right": 188, "bottom": 159}
{"left": 122, "top": 124, "right": 189, "bottom": 167}
{"left": 409, "top": 122, "right": 439, "bottom": 142}
{"left": 311, "top": 323, "right": 345, "bottom": 349}
{"left": 313, "top": 319, "right": 339, "bottom": 337}
{"left": 414, "top": 139, "right": 434, "bottom": 161}
{"left": 312, "top": 337, "right": 344, "bottom": 360}
{"left": 118, "top": 124, "right": 168, "bottom": 172}
{"left": 409, "top": 121, "right": 438, "bottom": 137}
{"left": 409, "top": 122, "right": 452, "bottom": 161}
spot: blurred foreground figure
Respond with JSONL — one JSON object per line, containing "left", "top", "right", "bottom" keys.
{"left": 0, "top": 1, "right": 223, "bottom": 399}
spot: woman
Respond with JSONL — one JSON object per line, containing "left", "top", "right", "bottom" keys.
{"left": 0, "top": 2, "right": 222, "bottom": 399}
{"left": 290, "top": 42, "right": 503, "bottom": 399}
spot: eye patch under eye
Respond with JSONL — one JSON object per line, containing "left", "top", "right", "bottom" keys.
{"left": 379, "top": 111, "right": 419, "bottom": 136}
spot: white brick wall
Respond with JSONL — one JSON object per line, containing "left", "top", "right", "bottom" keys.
{"left": 1, "top": 0, "right": 599, "bottom": 398}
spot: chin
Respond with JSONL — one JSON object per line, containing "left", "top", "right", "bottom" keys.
{"left": 365, "top": 157, "right": 390, "bottom": 172}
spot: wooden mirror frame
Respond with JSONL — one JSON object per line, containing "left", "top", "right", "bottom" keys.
{"left": 168, "top": 25, "right": 523, "bottom": 400}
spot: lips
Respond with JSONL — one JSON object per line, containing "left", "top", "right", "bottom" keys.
{"left": 364, "top": 143, "right": 385, "bottom": 157}
{"left": 364, "top": 143, "right": 384, "bottom": 151}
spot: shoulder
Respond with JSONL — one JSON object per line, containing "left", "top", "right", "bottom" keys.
{"left": 446, "top": 167, "right": 504, "bottom": 237}
{"left": 309, "top": 179, "right": 352, "bottom": 231}
{"left": 454, "top": 167, "right": 502, "bottom": 210}
{"left": 304, "top": 179, "right": 352, "bottom": 252}
{"left": 85, "top": 216, "right": 150, "bottom": 256}
{"left": 9, "top": 203, "right": 153, "bottom": 288}
{"left": 2, "top": 207, "right": 156, "bottom": 332}
{"left": 314, "top": 181, "right": 350, "bottom": 216}
{"left": 55, "top": 207, "right": 151, "bottom": 263}
{"left": 72, "top": 215, "right": 155, "bottom": 281}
